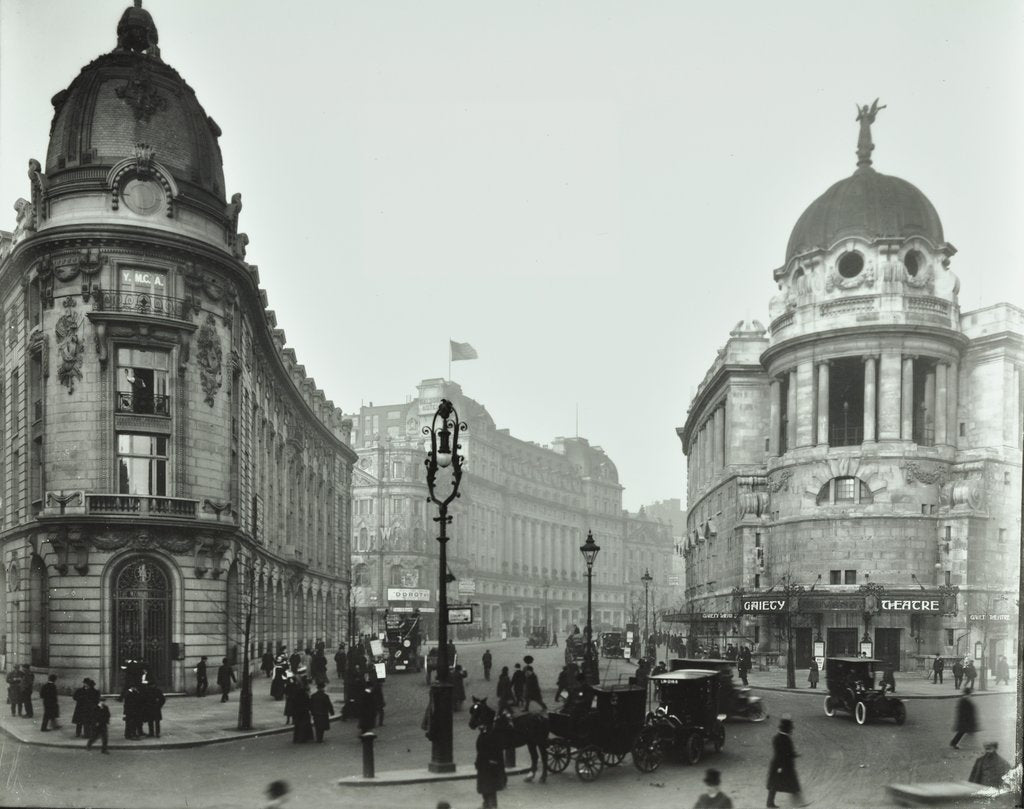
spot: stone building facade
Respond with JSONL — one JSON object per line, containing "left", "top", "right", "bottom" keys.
{"left": 349, "top": 379, "right": 674, "bottom": 639}
{"left": 0, "top": 5, "right": 356, "bottom": 692}
{"left": 678, "top": 115, "right": 1021, "bottom": 673}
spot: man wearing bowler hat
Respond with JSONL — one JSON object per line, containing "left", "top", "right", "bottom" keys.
{"left": 694, "top": 768, "right": 733, "bottom": 808}
{"left": 767, "top": 716, "right": 807, "bottom": 807}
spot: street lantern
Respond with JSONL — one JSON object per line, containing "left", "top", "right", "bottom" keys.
{"left": 423, "top": 398, "right": 466, "bottom": 774}
{"left": 580, "top": 530, "right": 601, "bottom": 684}
{"left": 641, "top": 569, "right": 653, "bottom": 661}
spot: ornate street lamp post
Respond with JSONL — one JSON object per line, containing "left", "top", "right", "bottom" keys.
{"left": 423, "top": 399, "right": 466, "bottom": 773}
{"left": 580, "top": 531, "right": 601, "bottom": 685}
{"left": 641, "top": 569, "right": 653, "bottom": 661}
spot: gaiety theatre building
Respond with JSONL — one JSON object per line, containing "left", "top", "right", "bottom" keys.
{"left": 676, "top": 109, "right": 1021, "bottom": 673}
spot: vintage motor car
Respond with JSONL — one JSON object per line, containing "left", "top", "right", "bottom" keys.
{"left": 631, "top": 670, "right": 727, "bottom": 771}
{"left": 823, "top": 656, "right": 906, "bottom": 725}
{"left": 668, "top": 657, "right": 766, "bottom": 721}
{"left": 526, "top": 625, "right": 549, "bottom": 648}
{"left": 601, "top": 630, "right": 626, "bottom": 659}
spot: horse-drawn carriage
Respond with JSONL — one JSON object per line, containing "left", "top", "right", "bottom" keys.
{"left": 564, "top": 632, "right": 596, "bottom": 665}
{"left": 546, "top": 684, "right": 647, "bottom": 781}
{"left": 631, "top": 669, "right": 728, "bottom": 771}
{"left": 526, "top": 625, "right": 549, "bottom": 648}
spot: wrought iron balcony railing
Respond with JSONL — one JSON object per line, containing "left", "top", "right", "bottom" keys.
{"left": 116, "top": 391, "right": 170, "bottom": 416}
{"left": 86, "top": 494, "right": 198, "bottom": 518}
{"left": 829, "top": 425, "right": 863, "bottom": 447}
{"left": 93, "top": 291, "right": 192, "bottom": 321}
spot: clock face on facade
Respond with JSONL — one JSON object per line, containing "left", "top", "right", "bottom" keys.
{"left": 122, "top": 179, "right": 164, "bottom": 215}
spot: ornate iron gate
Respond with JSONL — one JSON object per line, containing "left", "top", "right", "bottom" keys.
{"left": 112, "top": 558, "right": 171, "bottom": 688}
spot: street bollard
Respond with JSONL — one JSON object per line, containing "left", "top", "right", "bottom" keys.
{"left": 503, "top": 746, "right": 516, "bottom": 767}
{"left": 360, "top": 732, "right": 377, "bottom": 778}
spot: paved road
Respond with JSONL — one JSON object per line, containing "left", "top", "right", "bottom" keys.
{"left": 1, "top": 640, "right": 1017, "bottom": 808}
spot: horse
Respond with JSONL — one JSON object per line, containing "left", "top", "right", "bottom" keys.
{"left": 469, "top": 696, "right": 549, "bottom": 783}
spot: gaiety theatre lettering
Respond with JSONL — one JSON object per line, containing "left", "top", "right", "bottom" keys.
{"left": 880, "top": 599, "right": 940, "bottom": 612}
{"left": 742, "top": 600, "right": 787, "bottom": 613}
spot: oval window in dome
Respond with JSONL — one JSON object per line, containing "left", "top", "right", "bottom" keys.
{"left": 837, "top": 251, "right": 864, "bottom": 279}
{"left": 903, "top": 250, "right": 922, "bottom": 277}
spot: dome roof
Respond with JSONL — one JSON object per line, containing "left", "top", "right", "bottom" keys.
{"left": 45, "top": 6, "right": 225, "bottom": 202}
{"left": 785, "top": 166, "right": 944, "bottom": 262}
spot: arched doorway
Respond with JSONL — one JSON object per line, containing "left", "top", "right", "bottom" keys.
{"left": 112, "top": 557, "right": 172, "bottom": 688}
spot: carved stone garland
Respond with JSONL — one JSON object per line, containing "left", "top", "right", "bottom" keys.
{"left": 197, "top": 312, "right": 223, "bottom": 406}
{"left": 55, "top": 298, "right": 85, "bottom": 394}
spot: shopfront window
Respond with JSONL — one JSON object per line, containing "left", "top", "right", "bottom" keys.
{"left": 117, "top": 433, "right": 168, "bottom": 495}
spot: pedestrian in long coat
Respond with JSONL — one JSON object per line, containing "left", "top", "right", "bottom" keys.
{"left": 290, "top": 680, "right": 313, "bottom": 743}
{"left": 123, "top": 686, "right": 144, "bottom": 739}
{"left": 144, "top": 682, "right": 165, "bottom": 738}
{"left": 510, "top": 664, "right": 525, "bottom": 706}
{"left": 766, "top": 717, "right": 804, "bottom": 808}
{"left": 952, "top": 659, "right": 964, "bottom": 689}
{"left": 195, "top": 656, "right": 209, "bottom": 697}
{"left": 260, "top": 651, "right": 275, "bottom": 678}
{"left": 19, "top": 666, "right": 35, "bottom": 718}
{"left": 6, "top": 667, "right": 23, "bottom": 716}
{"left": 334, "top": 644, "right": 347, "bottom": 679}
{"left": 475, "top": 724, "right": 504, "bottom": 808}
{"left": 270, "top": 658, "right": 288, "bottom": 701}
{"left": 995, "top": 655, "right": 1010, "bottom": 686}
{"left": 72, "top": 678, "right": 99, "bottom": 737}
{"left": 968, "top": 741, "right": 1011, "bottom": 787}
{"left": 737, "top": 648, "right": 750, "bottom": 687}
{"left": 452, "top": 664, "right": 467, "bottom": 711}
{"left": 963, "top": 660, "right": 977, "bottom": 690}
{"left": 932, "top": 655, "right": 945, "bottom": 684}
{"left": 40, "top": 674, "right": 60, "bottom": 731}
{"left": 950, "top": 688, "right": 978, "bottom": 748}
{"left": 217, "top": 658, "right": 236, "bottom": 702}
{"left": 309, "top": 681, "right": 334, "bottom": 742}
{"left": 86, "top": 699, "right": 111, "bottom": 753}
{"left": 371, "top": 678, "right": 386, "bottom": 726}
{"left": 482, "top": 650, "right": 493, "bottom": 681}
{"left": 496, "top": 667, "right": 512, "bottom": 711}
{"left": 357, "top": 686, "right": 376, "bottom": 735}
{"left": 807, "top": 660, "right": 819, "bottom": 689}
{"left": 310, "top": 650, "right": 328, "bottom": 686}
{"left": 523, "top": 666, "right": 546, "bottom": 711}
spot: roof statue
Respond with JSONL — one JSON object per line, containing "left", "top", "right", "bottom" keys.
{"left": 116, "top": 0, "right": 160, "bottom": 58}
{"left": 855, "top": 98, "right": 886, "bottom": 169}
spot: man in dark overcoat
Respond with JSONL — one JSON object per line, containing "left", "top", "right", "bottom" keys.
{"left": 39, "top": 674, "right": 60, "bottom": 731}
{"left": 291, "top": 679, "right": 313, "bottom": 743}
{"left": 334, "top": 644, "right": 347, "bottom": 679}
{"left": 932, "top": 654, "right": 944, "bottom": 684}
{"left": 737, "top": 647, "right": 750, "bottom": 686}
{"left": 6, "top": 666, "right": 23, "bottom": 716}
{"left": 123, "top": 686, "right": 144, "bottom": 739}
{"left": 968, "top": 741, "right": 1011, "bottom": 787}
{"left": 357, "top": 685, "right": 376, "bottom": 736}
{"left": 766, "top": 717, "right": 805, "bottom": 808}
{"left": 482, "top": 649, "right": 493, "bottom": 681}
{"left": 950, "top": 688, "right": 978, "bottom": 749}
{"left": 260, "top": 649, "right": 275, "bottom": 678}
{"left": 475, "top": 722, "right": 504, "bottom": 808}
{"left": 72, "top": 678, "right": 99, "bottom": 737}
{"left": 19, "top": 665, "right": 35, "bottom": 718}
{"left": 144, "top": 681, "right": 165, "bottom": 737}
{"left": 952, "top": 658, "right": 964, "bottom": 689}
{"left": 217, "top": 658, "right": 236, "bottom": 703}
{"left": 510, "top": 664, "right": 525, "bottom": 707}
{"left": 195, "top": 656, "right": 208, "bottom": 697}
{"left": 309, "top": 681, "right": 334, "bottom": 742}
{"left": 86, "top": 698, "right": 111, "bottom": 753}
{"left": 963, "top": 660, "right": 977, "bottom": 690}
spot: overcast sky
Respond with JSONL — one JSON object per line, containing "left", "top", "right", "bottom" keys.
{"left": 2, "top": 1, "right": 1022, "bottom": 511}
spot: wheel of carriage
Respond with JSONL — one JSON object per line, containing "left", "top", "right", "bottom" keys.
{"left": 631, "top": 729, "right": 664, "bottom": 773}
{"left": 599, "top": 749, "right": 627, "bottom": 767}
{"left": 547, "top": 740, "right": 572, "bottom": 773}
{"left": 575, "top": 745, "right": 605, "bottom": 782}
{"left": 683, "top": 732, "right": 704, "bottom": 765}
{"left": 855, "top": 701, "right": 869, "bottom": 725}
{"left": 747, "top": 702, "right": 767, "bottom": 722}
{"left": 893, "top": 701, "right": 906, "bottom": 726}
{"left": 711, "top": 721, "right": 726, "bottom": 753}
{"left": 823, "top": 696, "right": 837, "bottom": 717}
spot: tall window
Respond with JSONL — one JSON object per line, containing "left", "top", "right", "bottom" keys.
{"left": 116, "top": 348, "right": 169, "bottom": 415}
{"left": 117, "top": 434, "right": 168, "bottom": 495}
{"left": 353, "top": 564, "right": 369, "bottom": 586}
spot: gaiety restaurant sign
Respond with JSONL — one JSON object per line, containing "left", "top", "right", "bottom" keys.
{"left": 879, "top": 598, "right": 941, "bottom": 612}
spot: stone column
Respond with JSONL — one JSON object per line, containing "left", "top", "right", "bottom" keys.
{"left": 796, "top": 361, "right": 815, "bottom": 447}
{"left": 878, "top": 352, "right": 902, "bottom": 440}
{"left": 816, "top": 361, "right": 830, "bottom": 447}
{"left": 935, "top": 363, "right": 948, "bottom": 445}
{"left": 863, "top": 356, "right": 877, "bottom": 442}
{"left": 786, "top": 369, "right": 798, "bottom": 450}
{"left": 714, "top": 406, "right": 725, "bottom": 471}
{"left": 769, "top": 379, "right": 781, "bottom": 455}
{"left": 901, "top": 356, "right": 915, "bottom": 440}
{"left": 948, "top": 359, "right": 960, "bottom": 446}
{"left": 1006, "top": 363, "right": 1021, "bottom": 446}
{"left": 924, "top": 367, "right": 936, "bottom": 443}
{"left": 721, "top": 400, "right": 730, "bottom": 467}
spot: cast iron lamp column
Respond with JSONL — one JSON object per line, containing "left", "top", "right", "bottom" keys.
{"left": 641, "top": 569, "right": 653, "bottom": 661}
{"left": 580, "top": 531, "right": 601, "bottom": 685}
{"left": 424, "top": 399, "right": 466, "bottom": 773}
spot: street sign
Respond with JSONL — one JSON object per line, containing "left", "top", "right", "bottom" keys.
{"left": 448, "top": 606, "right": 474, "bottom": 625}
{"left": 457, "top": 579, "right": 477, "bottom": 595}
{"left": 387, "top": 587, "right": 431, "bottom": 602}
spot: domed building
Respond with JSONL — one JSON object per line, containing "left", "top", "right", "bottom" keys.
{"left": 678, "top": 108, "right": 1021, "bottom": 678}
{"left": 0, "top": 5, "right": 356, "bottom": 691}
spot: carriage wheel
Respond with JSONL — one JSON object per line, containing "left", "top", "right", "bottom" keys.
{"left": 599, "top": 749, "right": 627, "bottom": 767}
{"left": 632, "top": 730, "right": 664, "bottom": 773}
{"left": 575, "top": 746, "right": 604, "bottom": 782}
{"left": 855, "top": 701, "right": 869, "bottom": 725}
{"left": 893, "top": 701, "right": 906, "bottom": 726}
{"left": 547, "top": 740, "right": 571, "bottom": 773}
{"left": 683, "top": 732, "right": 704, "bottom": 765}
{"left": 711, "top": 722, "right": 726, "bottom": 753}
{"left": 747, "top": 702, "right": 767, "bottom": 722}
{"left": 823, "top": 696, "right": 837, "bottom": 717}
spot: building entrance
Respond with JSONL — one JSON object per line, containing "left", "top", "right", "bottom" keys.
{"left": 794, "top": 627, "right": 813, "bottom": 668}
{"left": 827, "top": 627, "right": 858, "bottom": 657}
{"left": 112, "top": 557, "right": 172, "bottom": 688}
{"left": 875, "top": 627, "right": 901, "bottom": 671}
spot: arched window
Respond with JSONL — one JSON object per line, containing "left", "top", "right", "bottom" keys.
{"left": 357, "top": 527, "right": 369, "bottom": 552}
{"left": 389, "top": 565, "right": 404, "bottom": 586}
{"left": 353, "top": 564, "right": 369, "bottom": 586}
{"left": 29, "top": 556, "right": 49, "bottom": 666}
{"left": 816, "top": 476, "right": 873, "bottom": 505}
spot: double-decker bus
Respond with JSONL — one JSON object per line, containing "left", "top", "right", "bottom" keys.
{"left": 383, "top": 609, "right": 422, "bottom": 673}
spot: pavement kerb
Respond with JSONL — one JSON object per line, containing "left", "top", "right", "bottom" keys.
{"left": 748, "top": 685, "right": 1015, "bottom": 699}
{"left": 338, "top": 765, "right": 532, "bottom": 787}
